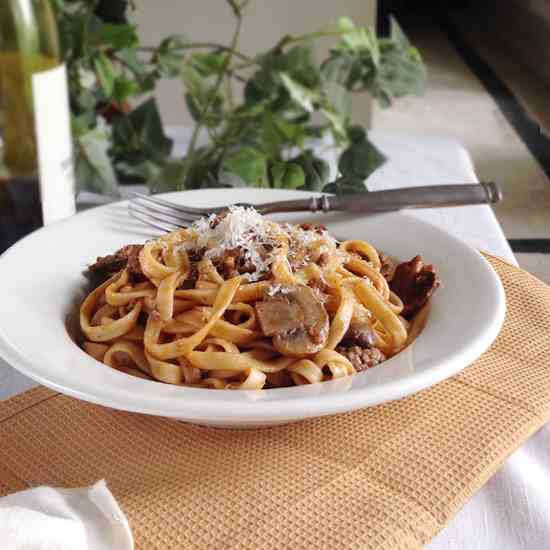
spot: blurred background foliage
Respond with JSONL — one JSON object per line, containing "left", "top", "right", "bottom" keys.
{"left": 52, "top": 0, "right": 427, "bottom": 195}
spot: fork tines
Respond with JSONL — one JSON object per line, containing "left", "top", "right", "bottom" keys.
{"left": 128, "top": 193, "right": 208, "bottom": 231}
{"left": 128, "top": 203, "right": 186, "bottom": 232}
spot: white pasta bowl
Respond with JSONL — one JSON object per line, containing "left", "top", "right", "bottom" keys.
{"left": 0, "top": 189, "right": 505, "bottom": 427}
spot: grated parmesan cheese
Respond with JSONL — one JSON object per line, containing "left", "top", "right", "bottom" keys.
{"left": 185, "top": 206, "right": 282, "bottom": 281}
{"left": 266, "top": 283, "right": 293, "bottom": 297}
{"left": 182, "top": 206, "right": 337, "bottom": 281}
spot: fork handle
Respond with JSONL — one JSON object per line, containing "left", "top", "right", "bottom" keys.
{"left": 257, "top": 182, "right": 502, "bottom": 214}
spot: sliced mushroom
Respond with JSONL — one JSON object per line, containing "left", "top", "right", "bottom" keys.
{"left": 255, "top": 300, "right": 305, "bottom": 335}
{"left": 255, "top": 284, "right": 329, "bottom": 357}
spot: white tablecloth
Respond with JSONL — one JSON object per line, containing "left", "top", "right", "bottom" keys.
{"left": 2, "top": 132, "right": 547, "bottom": 549}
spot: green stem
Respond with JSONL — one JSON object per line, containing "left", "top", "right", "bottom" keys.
{"left": 230, "top": 59, "right": 258, "bottom": 72}
{"left": 138, "top": 42, "right": 254, "bottom": 64}
{"left": 228, "top": 0, "right": 251, "bottom": 17}
{"left": 227, "top": 69, "right": 247, "bottom": 83}
{"left": 179, "top": 10, "right": 245, "bottom": 189}
{"left": 225, "top": 74, "right": 234, "bottom": 109}
{"left": 272, "top": 30, "right": 344, "bottom": 52}
{"left": 227, "top": 28, "right": 344, "bottom": 72}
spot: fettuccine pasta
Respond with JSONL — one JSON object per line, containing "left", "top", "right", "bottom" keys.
{"left": 81, "top": 207, "right": 439, "bottom": 389}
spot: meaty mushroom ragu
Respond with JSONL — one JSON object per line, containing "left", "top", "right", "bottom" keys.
{"left": 82, "top": 207, "right": 439, "bottom": 389}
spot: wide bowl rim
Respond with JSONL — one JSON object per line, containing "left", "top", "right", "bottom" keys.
{"left": 0, "top": 188, "right": 506, "bottom": 422}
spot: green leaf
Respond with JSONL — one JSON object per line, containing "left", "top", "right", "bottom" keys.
{"left": 321, "top": 54, "right": 354, "bottom": 86}
{"left": 156, "top": 51, "right": 183, "bottom": 78}
{"left": 350, "top": 17, "right": 426, "bottom": 107}
{"left": 94, "top": 0, "right": 129, "bottom": 25}
{"left": 338, "top": 138, "right": 386, "bottom": 180}
{"left": 291, "top": 151, "right": 330, "bottom": 191}
{"left": 132, "top": 99, "right": 173, "bottom": 156}
{"left": 245, "top": 46, "right": 320, "bottom": 111}
{"left": 112, "top": 77, "right": 140, "bottom": 102}
{"left": 244, "top": 75, "right": 276, "bottom": 105}
{"left": 181, "top": 60, "right": 206, "bottom": 96}
{"left": 270, "top": 162, "right": 305, "bottom": 189}
{"left": 324, "top": 81, "right": 351, "bottom": 117}
{"left": 111, "top": 98, "right": 173, "bottom": 163}
{"left": 390, "top": 16, "right": 410, "bottom": 49}
{"left": 262, "top": 46, "right": 319, "bottom": 88}
{"left": 114, "top": 48, "right": 156, "bottom": 92}
{"left": 323, "top": 176, "right": 367, "bottom": 194}
{"left": 304, "top": 125, "right": 326, "bottom": 139}
{"left": 181, "top": 60, "right": 224, "bottom": 127}
{"left": 74, "top": 88, "right": 97, "bottom": 112}
{"left": 94, "top": 53, "right": 116, "bottom": 97}
{"left": 321, "top": 107, "right": 347, "bottom": 143}
{"left": 71, "top": 112, "right": 95, "bottom": 136}
{"left": 157, "top": 34, "right": 188, "bottom": 56}
{"left": 348, "top": 125, "right": 367, "bottom": 144}
{"left": 271, "top": 117, "right": 301, "bottom": 142}
{"left": 222, "top": 148, "right": 268, "bottom": 187}
{"left": 75, "top": 120, "right": 119, "bottom": 195}
{"left": 338, "top": 16, "right": 370, "bottom": 50}
{"left": 249, "top": 114, "right": 307, "bottom": 155}
{"left": 338, "top": 16, "right": 380, "bottom": 64}
{"left": 83, "top": 15, "right": 109, "bottom": 54}
{"left": 98, "top": 23, "right": 138, "bottom": 50}
{"left": 184, "top": 91, "right": 223, "bottom": 128}
{"left": 56, "top": 14, "right": 81, "bottom": 57}
{"left": 116, "top": 48, "right": 145, "bottom": 75}
{"left": 234, "top": 98, "right": 269, "bottom": 118}
{"left": 191, "top": 52, "right": 227, "bottom": 75}
{"left": 149, "top": 159, "right": 189, "bottom": 193}
{"left": 112, "top": 78, "right": 140, "bottom": 103}
{"left": 117, "top": 159, "right": 162, "bottom": 182}
{"left": 155, "top": 36, "right": 187, "bottom": 78}
{"left": 338, "top": 16, "right": 355, "bottom": 33}
{"left": 374, "top": 43, "right": 427, "bottom": 105}
{"left": 157, "top": 50, "right": 185, "bottom": 78}
{"left": 321, "top": 80, "right": 351, "bottom": 142}
{"left": 279, "top": 73, "right": 319, "bottom": 112}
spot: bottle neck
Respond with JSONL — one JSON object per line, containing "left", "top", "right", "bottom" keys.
{"left": 0, "top": 0, "right": 62, "bottom": 178}
{"left": 2, "top": 0, "right": 60, "bottom": 60}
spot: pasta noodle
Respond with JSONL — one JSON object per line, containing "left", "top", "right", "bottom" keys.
{"left": 80, "top": 206, "right": 439, "bottom": 389}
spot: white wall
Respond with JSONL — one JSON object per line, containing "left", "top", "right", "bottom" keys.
{"left": 134, "top": 1, "right": 377, "bottom": 126}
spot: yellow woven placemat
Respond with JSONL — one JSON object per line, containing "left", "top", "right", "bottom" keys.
{"left": 1, "top": 255, "right": 549, "bottom": 550}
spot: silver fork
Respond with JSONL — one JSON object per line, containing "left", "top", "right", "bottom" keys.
{"left": 128, "top": 182, "right": 502, "bottom": 232}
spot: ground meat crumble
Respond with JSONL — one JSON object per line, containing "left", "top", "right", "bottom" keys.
{"left": 89, "top": 244, "right": 144, "bottom": 280}
{"left": 336, "top": 345, "right": 386, "bottom": 372}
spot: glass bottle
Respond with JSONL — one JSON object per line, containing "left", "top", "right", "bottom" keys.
{"left": 0, "top": 0, "right": 75, "bottom": 249}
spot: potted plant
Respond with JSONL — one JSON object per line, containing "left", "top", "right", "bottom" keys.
{"left": 54, "top": 0, "right": 427, "bottom": 195}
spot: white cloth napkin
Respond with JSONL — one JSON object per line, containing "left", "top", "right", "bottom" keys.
{"left": 0, "top": 480, "right": 133, "bottom": 550}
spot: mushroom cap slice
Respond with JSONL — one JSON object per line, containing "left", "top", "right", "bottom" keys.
{"left": 260, "top": 284, "right": 329, "bottom": 357}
